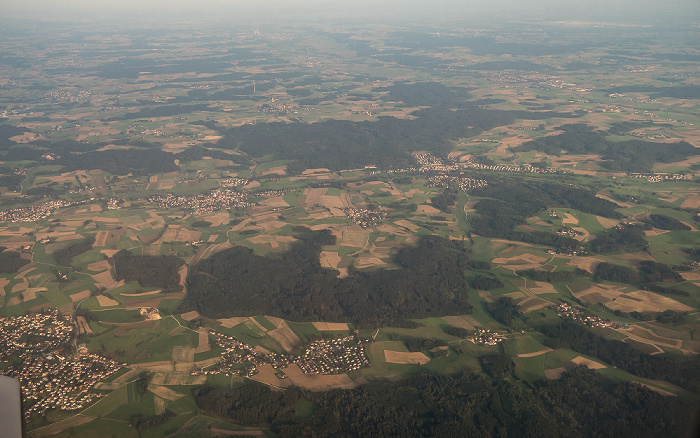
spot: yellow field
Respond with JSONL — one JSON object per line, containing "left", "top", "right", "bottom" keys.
{"left": 384, "top": 350, "right": 430, "bottom": 365}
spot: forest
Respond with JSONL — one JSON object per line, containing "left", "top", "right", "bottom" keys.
{"left": 511, "top": 124, "right": 698, "bottom": 172}
{"left": 0, "top": 247, "right": 30, "bottom": 273}
{"left": 112, "top": 250, "right": 184, "bottom": 294}
{"left": 194, "top": 367, "right": 697, "bottom": 438}
{"left": 182, "top": 232, "right": 473, "bottom": 327}
{"left": 540, "top": 320, "right": 700, "bottom": 392}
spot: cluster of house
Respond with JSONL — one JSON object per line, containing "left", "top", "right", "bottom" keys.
{"left": 464, "top": 162, "right": 556, "bottom": 174}
{"left": 219, "top": 178, "right": 249, "bottom": 188}
{"left": 0, "top": 199, "right": 73, "bottom": 222}
{"left": 627, "top": 172, "right": 690, "bottom": 183}
{"left": 557, "top": 227, "right": 582, "bottom": 237}
{"left": 196, "top": 331, "right": 370, "bottom": 377}
{"left": 106, "top": 198, "right": 121, "bottom": 210}
{"left": 202, "top": 331, "right": 291, "bottom": 377}
{"left": 148, "top": 188, "right": 253, "bottom": 214}
{"left": 414, "top": 153, "right": 460, "bottom": 173}
{"left": 0, "top": 311, "right": 122, "bottom": 419}
{"left": 552, "top": 303, "right": 622, "bottom": 329}
{"left": 343, "top": 207, "right": 386, "bottom": 228}
{"left": 469, "top": 329, "right": 506, "bottom": 346}
{"left": 14, "top": 352, "right": 122, "bottom": 418}
{"left": 427, "top": 174, "right": 488, "bottom": 191}
{"left": 296, "top": 337, "right": 369, "bottom": 375}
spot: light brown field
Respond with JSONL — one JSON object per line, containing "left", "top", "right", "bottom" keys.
{"left": 565, "top": 256, "right": 605, "bottom": 273}
{"left": 417, "top": 204, "right": 441, "bottom": 214}
{"left": 518, "top": 297, "right": 548, "bottom": 313}
{"left": 27, "top": 414, "right": 96, "bottom": 438}
{"left": 92, "top": 270, "right": 117, "bottom": 290}
{"left": 596, "top": 216, "right": 619, "bottom": 229}
{"left": 262, "top": 166, "right": 287, "bottom": 176}
{"left": 570, "top": 356, "right": 606, "bottom": 369}
{"left": 606, "top": 290, "right": 693, "bottom": 313}
{"left": 218, "top": 317, "right": 249, "bottom": 328}
{"left": 148, "top": 385, "right": 184, "bottom": 401}
{"left": 7, "top": 297, "right": 20, "bottom": 306}
{"left": 200, "top": 211, "right": 230, "bottom": 227}
{"left": 149, "top": 372, "right": 206, "bottom": 386}
{"left": 492, "top": 253, "right": 548, "bottom": 265}
{"left": 561, "top": 213, "right": 578, "bottom": 225}
{"left": 355, "top": 256, "right": 386, "bottom": 268}
{"left": 248, "top": 317, "right": 268, "bottom": 332}
{"left": 180, "top": 311, "right": 200, "bottom": 321}
{"left": 134, "top": 361, "right": 174, "bottom": 372}
{"left": 265, "top": 316, "right": 301, "bottom": 352}
{"left": 527, "top": 281, "right": 558, "bottom": 295}
{"left": 384, "top": 350, "right": 430, "bottom": 365}
{"left": 259, "top": 196, "right": 289, "bottom": 207}
{"left": 517, "top": 347, "right": 552, "bottom": 357}
{"left": 442, "top": 315, "right": 475, "bottom": 331}
{"left": 341, "top": 229, "right": 367, "bottom": 247}
{"left": 121, "top": 290, "right": 162, "bottom": 298}
{"left": 96, "top": 295, "right": 119, "bottom": 307}
{"left": 249, "top": 235, "right": 281, "bottom": 249}
{"left": 69, "top": 290, "right": 92, "bottom": 302}
{"left": 305, "top": 188, "right": 327, "bottom": 207}
{"left": 620, "top": 326, "right": 682, "bottom": 349}
{"left": 76, "top": 316, "right": 93, "bottom": 335}
{"left": 319, "top": 251, "right": 342, "bottom": 271}
{"left": 250, "top": 363, "right": 293, "bottom": 389}
{"left": 195, "top": 328, "right": 210, "bottom": 354}
{"left": 544, "top": 367, "right": 567, "bottom": 380}
{"left": 0, "top": 278, "right": 9, "bottom": 296}
{"left": 172, "top": 346, "right": 195, "bottom": 364}
{"left": 283, "top": 364, "right": 356, "bottom": 391}
{"left": 394, "top": 220, "right": 419, "bottom": 232}
{"left": 681, "top": 196, "right": 700, "bottom": 209}
{"left": 681, "top": 272, "right": 700, "bottom": 281}
{"left": 22, "top": 287, "right": 42, "bottom": 302}
{"left": 157, "top": 227, "right": 201, "bottom": 243}
{"left": 312, "top": 322, "right": 350, "bottom": 331}
{"left": 87, "top": 259, "right": 111, "bottom": 272}
{"left": 321, "top": 195, "right": 345, "bottom": 210}
{"left": 302, "top": 168, "right": 332, "bottom": 175}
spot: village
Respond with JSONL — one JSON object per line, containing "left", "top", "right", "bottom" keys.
{"left": 469, "top": 328, "right": 507, "bottom": 346}
{"left": 201, "top": 330, "right": 370, "bottom": 378}
{"left": 148, "top": 188, "right": 253, "bottom": 214}
{"left": 0, "top": 199, "right": 73, "bottom": 223}
{"left": 0, "top": 311, "right": 123, "bottom": 419}
{"left": 552, "top": 302, "right": 623, "bottom": 329}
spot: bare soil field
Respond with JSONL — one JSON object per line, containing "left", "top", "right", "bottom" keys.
{"left": 195, "top": 328, "right": 210, "bottom": 353}
{"left": 265, "top": 316, "right": 301, "bottom": 352}
{"left": 284, "top": 364, "right": 356, "bottom": 391}
{"left": 340, "top": 229, "right": 367, "bottom": 247}
{"left": 87, "top": 260, "right": 111, "bottom": 272}
{"left": 384, "top": 350, "right": 430, "bottom": 365}
{"left": 681, "top": 196, "right": 700, "bottom": 209}
{"left": 181, "top": 311, "right": 200, "bottom": 321}
{"left": 570, "top": 356, "right": 606, "bottom": 369}
{"left": 149, "top": 372, "right": 206, "bottom": 386}
{"left": 561, "top": 213, "right": 578, "bottom": 225}
{"left": 442, "top": 316, "right": 475, "bottom": 331}
{"left": 172, "top": 346, "right": 195, "bottom": 364}
{"left": 157, "top": 227, "right": 201, "bottom": 244}
{"left": 200, "top": 211, "right": 230, "bottom": 227}
{"left": 517, "top": 348, "right": 552, "bottom": 358}
{"left": 312, "top": 322, "right": 350, "bottom": 331}
{"left": 518, "top": 298, "right": 548, "bottom": 313}
{"left": 355, "top": 256, "right": 387, "bottom": 268}
{"left": 218, "top": 317, "right": 249, "bottom": 328}
{"left": 259, "top": 196, "right": 289, "bottom": 207}
{"left": 417, "top": 204, "right": 441, "bottom": 214}
{"left": 606, "top": 290, "right": 693, "bottom": 313}
{"left": 69, "top": 290, "right": 92, "bottom": 302}
{"left": 149, "top": 385, "right": 184, "bottom": 401}
{"left": 544, "top": 367, "right": 567, "bottom": 380}
{"left": 596, "top": 216, "right": 619, "bottom": 229}
{"left": 250, "top": 363, "right": 292, "bottom": 389}
{"left": 27, "top": 414, "right": 96, "bottom": 438}
{"left": 492, "top": 253, "right": 548, "bottom": 265}
{"left": 92, "top": 270, "right": 117, "bottom": 290}
{"left": 527, "top": 281, "right": 558, "bottom": 295}
{"left": 564, "top": 256, "right": 604, "bottom": 273}
{"left": 394, "top": 220, "right": 419, "bottom": 232}
{"left": 96, "top": 295, "right": 119, "bottom": 307}
{"left": 320, "top": 251, "right": 342, "bottom": 270}
{"left": 620, "top": 326, "right": 682, "bottom": 349}
{"left": 305, "top": 188, "right": 327, "bottom": 207}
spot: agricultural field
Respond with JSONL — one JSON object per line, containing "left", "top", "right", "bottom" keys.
{"left": 0, "top": 8, "right": 698, "bottom": 438}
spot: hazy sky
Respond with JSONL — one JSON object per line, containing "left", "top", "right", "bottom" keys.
{"left": 2, "top": 0, "right": 699, "bottom": 26}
